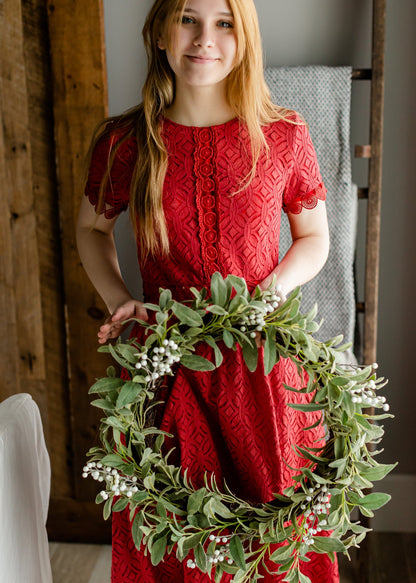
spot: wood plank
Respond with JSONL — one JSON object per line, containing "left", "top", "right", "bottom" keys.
{"left": 47, "top": 0, "right": 112, "bottom": 502}
{"left": 338, "top": 548, "right": 358, "bottom": 583}
{"left": 402, "top": 533, "right": 416, "bottom": 583}
{"left": 0, "top": 29, "right": 20, "bottom": 396}
{"left": 369, "top": 533, "right": 409, "bottom": 583}
{"left": 20, "top": 0, "right": 72, "bottom": 499}
{"left": 47, "top": 497, "right": 112, "bottom": 544}
{"left": 363, "top": 0, "right": 386, "bottom": 366}
{"left": 0, "top": 0, "right": 46, "bottom": 384}
{"left": 357, "top": 1, "right": 387, "bottom": 576}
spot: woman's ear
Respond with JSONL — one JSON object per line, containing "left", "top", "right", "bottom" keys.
{"left": 157, "top": 38, "right": 166, "bottom": 50}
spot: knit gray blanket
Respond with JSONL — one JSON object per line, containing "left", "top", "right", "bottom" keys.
{"left": 265, "top": 66, "right": 357, "bottom": 355}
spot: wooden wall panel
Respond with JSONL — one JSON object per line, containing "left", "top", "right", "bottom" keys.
{"left": 21, "top": 0, "right": 73, "bottom": 499}
{"left": 0, "top": 90, "right": 20, "bottom": 395}
{"left": 0, "top": 0, "right": 73, "bottom": 503}
{"left": 1, "top": 0, "right": 111, "bottom": 540}
{"left": 46, "top": 0, "right": 113, "bottom": 508}
{"left": 0, "top": 0, "right": 45, "bottom": 388}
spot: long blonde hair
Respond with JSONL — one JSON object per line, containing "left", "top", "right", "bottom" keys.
{"left": 89, "top": 0, "right": 293, "bottom": 260}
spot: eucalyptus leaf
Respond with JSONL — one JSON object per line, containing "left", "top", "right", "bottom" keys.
{"left": 263, "top": 327, "right": 277, "bottom": 375}
{"left": 222, "top": 328, "right": 234, "bottom": 349}
{"left": 359, "top": 506, "right": 375, "bottom": 518}
{"left": 173, "top": 532, "right": 197, "bottom": 552}
{"left": 103, "top": 497, "right": 113, "bottom": 521}
{"left": 151, "top": 535, "right": 167, "bottom": 566}
{"left": 142, "top": 302, "right": 160, "bottom": 311}
{"left": 278, "top": 556, "right": 295, "bottom": 575}
{"left": 210, "top": 272, "right": 229, "bottom": 307}
{"left": 144, "top": 473, "right": 156, "bottom": 490}
{"left": 88, "top": 377, "right": 125, "bottom": 395}
{"left": 108, "top": 343, "right": 134, "bottom": 371}
{"left": 299, "top": 572, "right": 312, "bottom": 583}
{"left": 116, "top": 382, "right": 142, "bottom": 409}
{"left": 159, "top": 289, "right": 172, "bottom": 310}
{"left": 287, "top": 403, "right": 327, "bottom": 412}
{"left": 312, "top": 536, "right": 346, "bottom": 553}
{"left": 105, "top": 416, "right": 126, "bottom": 432}
{"left": 212, "top": 499, "right": 234, "bottom": 518}
{"left": 194, "top": 543, "right": 209, "bottom": 573}
{"left": 349, "top": 492, "right": 391, "bottom": 510}
{"left": 156, "top": 311, "right": 168, "bottom": 325}
{"left": 269, "top": 542, "right": 296, "bottom": 563}
{"left": 242, "top": 340, "right": 258, "bottom": 372}
{"left": 187, "top": 488, "right": 207, "bottom": 515}
{"left": 360, "top": 463, "right": 397, "bottom": 482}
{"left": 172, "top": 302, "right": 203, "bottom": 327}
{"left": 131, "top": 513, "right": 144, "bottom": 550}
{"left": 112, "top": 498, "right": 129, "bottom": 513}
{"left": 227, "top": 274, "right": 248, "bottom": 295}
{"left": 117, "top": 344, "right": 139, "bottom": 363}
{"left": 205, "top": 336, "right": 224, "bottom": 368}
{"left": 229, "top": 292, "right": 246, "bottom": 313}
{"left": 181, "top": 354, "right": 216, "bottom": 371}
{"left": 229, "top": 535, "right": 247, "bottom": 571}
{"left": 206, "top": 305, "right": 228, "bottom": 316}
{"left": 91, "top": 398, "right": 115, "bottom": 411}
{"left": 132, "top": 491, "right": 149, "bottom": 504}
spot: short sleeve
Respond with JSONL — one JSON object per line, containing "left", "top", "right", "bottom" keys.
{"left": 84, "top": 128, "right": 137, "bottom": 219}
{"left": 283, "top": 121, "right": 327, "bottom": 214}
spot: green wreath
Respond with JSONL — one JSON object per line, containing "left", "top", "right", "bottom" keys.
{"left": 84, "top": 273, "right": 395, "bottom": 583}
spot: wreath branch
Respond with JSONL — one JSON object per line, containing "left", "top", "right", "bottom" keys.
{"left": 83, "top": 273, "right": 395, "bottom": 583}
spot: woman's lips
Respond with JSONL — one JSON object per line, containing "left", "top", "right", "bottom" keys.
{"left": 186, "top": 55, "right": 218, "bottom": 64}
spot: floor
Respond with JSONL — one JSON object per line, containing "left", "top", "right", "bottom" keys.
{"left": 49, "top": 533, "right": 416, "bottom": 583}
{"left": 49, "top": 542, "right": 112, "bottom": 583}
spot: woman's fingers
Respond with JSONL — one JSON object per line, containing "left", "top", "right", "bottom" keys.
{"left": 98, "top": 300, "right": 149, "bottom": 343}
{"left": 134, "top": 304, "right": 149, "bottom": 322}
{"left": 98, "top": 318, "right": 123, "bottom": 343}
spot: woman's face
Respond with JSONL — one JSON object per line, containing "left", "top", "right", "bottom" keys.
{"left": 159, "top": 0, "right": 238, "bottom": 91}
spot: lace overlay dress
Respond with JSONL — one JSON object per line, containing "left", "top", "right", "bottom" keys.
{"left": 85, "top": 115, "right": 339, "bottom": 583}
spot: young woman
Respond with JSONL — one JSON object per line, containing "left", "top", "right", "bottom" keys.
{"left": 77, "top": 0, "right": 339, "bottom": 581}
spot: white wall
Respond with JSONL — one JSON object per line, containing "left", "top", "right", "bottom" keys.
{"left": 103, "top": 0, "right": 416, "bottom": 530}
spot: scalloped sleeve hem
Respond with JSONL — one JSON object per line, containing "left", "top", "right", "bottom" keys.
{"left": 283, "top": 182, "right": 327, "bottom": 214}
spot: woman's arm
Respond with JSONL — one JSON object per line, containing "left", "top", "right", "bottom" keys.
{"left": 258, "top": 200, "right": 329, "bottom": 297}
{"left": 76, "top": 196, "right": 148, "bottom": 343}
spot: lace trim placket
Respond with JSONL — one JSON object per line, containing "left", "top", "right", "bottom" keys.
{"left": 194, "top": 127, "right": 223, "bottom": 282}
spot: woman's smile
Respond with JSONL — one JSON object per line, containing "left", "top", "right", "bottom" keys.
{"left": 186, "top": 54, "right": 220, "bottom": 64}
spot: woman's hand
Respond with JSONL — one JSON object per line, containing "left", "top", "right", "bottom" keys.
{"left": 98, "top": 299, "right": 149, "bottom": 344}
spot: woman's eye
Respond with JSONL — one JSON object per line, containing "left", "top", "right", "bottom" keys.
{"left": 218, "top": 21, "right": 233, "bottom": 29}
{"left": 181, "top": 16, "right": 195, "bottom": 24}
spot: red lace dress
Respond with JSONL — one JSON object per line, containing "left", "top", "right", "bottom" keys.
{"left": 85, "top": 115, "right": 339, "bottom": 583}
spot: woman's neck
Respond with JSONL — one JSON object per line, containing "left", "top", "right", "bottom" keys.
{"left": 164, "top": 83, "right": 235, "bottom": 127}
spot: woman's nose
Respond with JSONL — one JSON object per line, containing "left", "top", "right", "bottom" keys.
{"left": 193, "top": 24, "right": 215, "bottom": 48}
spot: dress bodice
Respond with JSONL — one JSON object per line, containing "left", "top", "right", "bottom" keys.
{"left": 85, "top": 115, "right": 325, "bottom": 300}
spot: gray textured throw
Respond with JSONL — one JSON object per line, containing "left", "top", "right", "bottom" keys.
{"left": 265, "top": 66, "right": 357, "bottom": 352}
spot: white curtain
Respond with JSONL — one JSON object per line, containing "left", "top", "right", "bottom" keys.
{"left": 0, "top": 393, "right": 53, "bottom": 583}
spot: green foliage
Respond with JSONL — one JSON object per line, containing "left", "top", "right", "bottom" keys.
{"left": 84, "top": 273, "right": 396, "bottom": 583}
